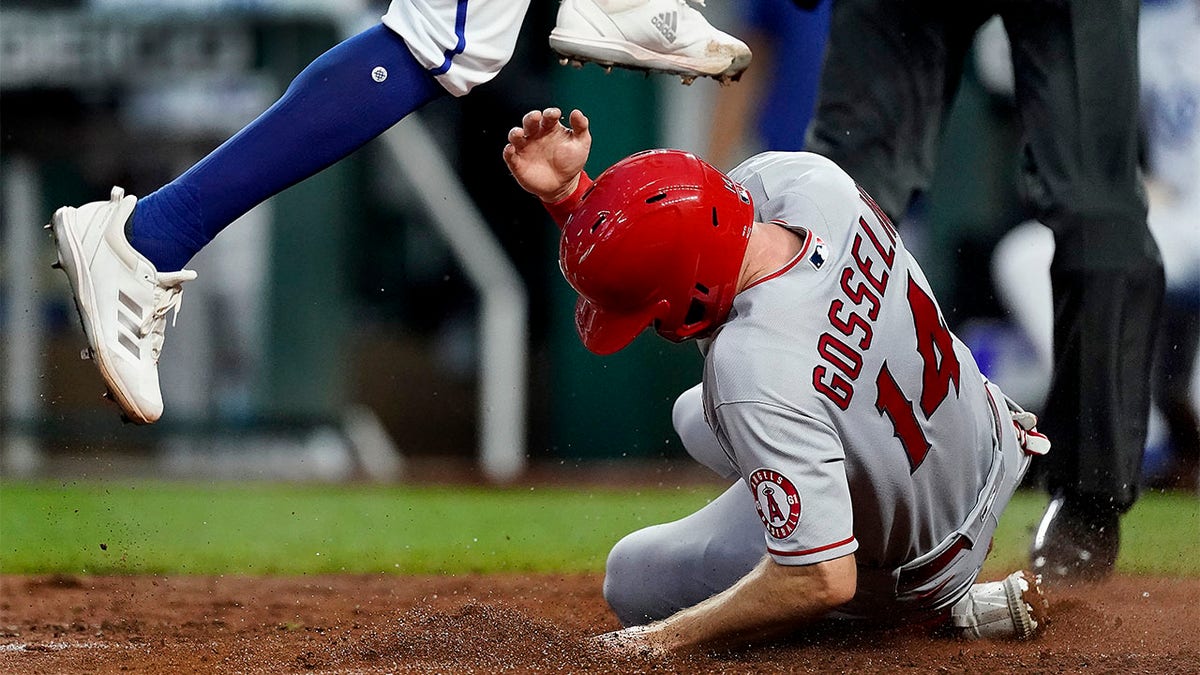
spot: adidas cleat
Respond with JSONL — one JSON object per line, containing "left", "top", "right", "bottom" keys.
{"left": 48, "top": 187, "right": 196, "bottom": 425}
{"left": 949, "top": 571, "right": 1049, "bottom": 640}
{"left": 550, "top": 0, "right": 751, "bottom": 82}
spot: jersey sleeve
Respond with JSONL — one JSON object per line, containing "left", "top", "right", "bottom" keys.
{"left": 542, "top": 171, "right": 593, "bottom": 230}
{"left": 712, "top": 400, "right": 858, "bottom": 566}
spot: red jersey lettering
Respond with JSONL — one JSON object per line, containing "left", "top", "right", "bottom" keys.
{"left": 813, "top": 365, "right": 853, "bottom": 410}
{"left": 840, "top": 267, "right": 881, "bottom": 320}
{"left": 851, "top": 234, "right": 889, "bottom": 296}
{"left": 828, "top": 299, "right": 874, "bottom": 350}
{"left": 858, "top": 216, "right": 895, "bottom": 268}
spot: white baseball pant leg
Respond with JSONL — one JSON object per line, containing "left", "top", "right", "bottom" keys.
{"left": 672, "top": 383, "right": 740, "bottom": 480}
{"left": 382, "top": 0, "right": 532, "bottom": 97}
{"left": 604, "top": 384, "right": 762, "bottom": 626}
{"left": 603, "top": 481, "right": 765, "bottom": 626}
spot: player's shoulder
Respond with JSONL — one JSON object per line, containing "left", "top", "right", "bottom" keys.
{"left": 704, "top": 346, "right": 760, "bottom": 413}
{"left": 730, "top": 152, "right": 863, "bottom": 246}
{"left": 704, "top": 321, "right": 835, "bottom": 431}
{"left": 705, "top": 316, "right": 762, "bottom": 395}
{"left": 704, "top": 308, "right": 805, "bottom": 405}
{"left": 728, "top": 151, "right": 855, "bottom": 191}
{"left": 730, "top": 152, "right": 861, "bottom": 222}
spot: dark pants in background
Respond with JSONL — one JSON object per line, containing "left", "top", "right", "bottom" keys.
{"left": 806, "top": 0, "right": 1165, "bottom": 511}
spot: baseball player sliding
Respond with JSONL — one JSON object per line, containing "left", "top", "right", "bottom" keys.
{"left": 504, "top": 108, "right": 1052, "bottom": 653}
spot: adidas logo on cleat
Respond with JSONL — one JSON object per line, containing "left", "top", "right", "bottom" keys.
{"left": 115, "top": 291, "right": 145, "bottom": 360}
{"left": 651, "top": 11, "right": 677, "bottom": 42}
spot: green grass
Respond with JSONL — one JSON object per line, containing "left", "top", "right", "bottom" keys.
{"left": 985, "top": 490, "right": 1199, "bottom": 578}
{"left": 1, "top": 482, "right": 1196, "bottom": 577}
{"left": 0, "top": 482, "right": 716, "bottom": 575}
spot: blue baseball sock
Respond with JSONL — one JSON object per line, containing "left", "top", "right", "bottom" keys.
{"left": 129, "top": 25, "right": 444, "bottom": 272}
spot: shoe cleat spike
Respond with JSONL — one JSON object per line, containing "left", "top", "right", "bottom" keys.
{"left": 101, "top": 390, "right": 113, "bottom": 401}
{"left": 680, "top": 75, "right": 697, "bottom": 86}
{"left": 570, "top": 59, "right": 584, "bottom": 69}
{"left": 558, "top": 56, "right": 569, "bottom": 66}
{"left": 51, "top": 260, "right": 63, "bottom": 270}
{"left": 80, "top": 347, "right": 93, "bottom": 361}
{"left": 601, "top": 65, "right": 613, "bottom": 74}
{"left": 43, "top": 222, "right": 53, "bottom": 230}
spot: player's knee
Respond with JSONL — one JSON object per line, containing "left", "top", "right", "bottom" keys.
{"left": 673, "top": 386, "right": 737, "bottom": 479}
{"left": 1038, "top": 197, "right": 1162, "bottom": 274}
{"left": 603, "top": 530, "right": 663, "bottom": 627}
{"left": 380, "top": 2, "right": 522, "bottom": 98}
{"left": 1051, "top": 227, "right": 1164, "bottom": 277}
{"left": 436, "top": 52, "right": 515, "bottom": 97}
{"left": 671, "top": 385, "right": 702, "bottom": 444}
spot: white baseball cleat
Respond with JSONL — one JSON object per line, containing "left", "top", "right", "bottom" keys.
{"left": 550, "top": 0, "right": 751, "bottom": 83}
{"left": 48, "top": 187, "right": 196, "bottom": 424}
{"left": 948, "top": 570, "right": 1049, "bottom": 640}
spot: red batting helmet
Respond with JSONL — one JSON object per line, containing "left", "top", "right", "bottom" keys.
{"left": 560, "top": 149, "right": 755, "bottom": 355}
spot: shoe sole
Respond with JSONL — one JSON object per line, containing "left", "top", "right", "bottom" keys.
{"left": 1004, "top": 571, "right": 1048, "bottom": 640}
{"left": 549, "top": 31, "right": 749, "bottom": 82}
{"left": 49, "top": 207, "right": 154, "bottom": 425}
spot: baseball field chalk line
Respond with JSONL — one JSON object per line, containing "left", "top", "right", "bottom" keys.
{"left": 0, "top": 641, "right": 132, "bottom": 653}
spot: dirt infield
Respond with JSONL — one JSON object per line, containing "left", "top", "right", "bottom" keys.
{"left": 2, "top": 573, "right": 1197, "bottom": 674}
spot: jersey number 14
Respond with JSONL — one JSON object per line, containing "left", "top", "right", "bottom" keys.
{"left": 874, "top": 275, "right": 961, "bottom": 473}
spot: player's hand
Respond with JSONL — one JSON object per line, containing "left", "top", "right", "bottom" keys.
{"left": 589, "top": 624, "right": 667, "bottom": 659}
{"left": 503, "top": 107, "right": 591, "bottom": 203}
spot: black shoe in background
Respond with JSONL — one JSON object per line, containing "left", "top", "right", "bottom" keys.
{"left": 1029, "top": 493, "right": 1120, "bottom": 582}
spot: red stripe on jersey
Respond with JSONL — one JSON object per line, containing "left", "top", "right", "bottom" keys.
{"left": 768, "top": 535, "right": 856, "bottom": 557}
{"left": 915, "top": 576, "right": 953, "bottom": 601}
{"left": 897, "top": 534, "right": 972, "bottom": 588}
{"left": 744, "top": 225, "right": 811, "bottom": 291}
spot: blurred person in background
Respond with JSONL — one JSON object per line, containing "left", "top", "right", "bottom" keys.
{"left": 705, "top": 0, "right": 831, "bottom": 169}
{"left": 991, "top": 0, "right": 1200, "bottom": 492}
{"left": 800, "top": 0, "right": 1165, "bottom": 583}
{"left": 46, "top": 0, "right": 751, "bottom": 425}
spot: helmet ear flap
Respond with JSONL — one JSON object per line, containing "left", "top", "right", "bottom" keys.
{"left": 683, "top": 295, "right": 708, "bottom": 327}
{"left": 684, "top": 283, "right": 714, "bottom": 328}
{"left": 660, "top": 283, "right": 720, "bottom": 342}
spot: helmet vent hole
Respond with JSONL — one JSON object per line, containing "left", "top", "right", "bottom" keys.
{"left": 684, "top": 298, "right": 707, "bottom": 326}
{"left": 590, "top": 214, "right": 606, "bottom": 232}
{"left": 711, "top": 207, "right": 719, "bottom": 227}
{"left": 645, "top": 193, "right": 667, "bottom": 204}
{"left": 694, "top": 283, "right": 709, "bottom": 295}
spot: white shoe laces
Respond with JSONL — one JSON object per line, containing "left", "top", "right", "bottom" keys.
{"left": 139, "top": 271, "right": 196, "bottom": 362}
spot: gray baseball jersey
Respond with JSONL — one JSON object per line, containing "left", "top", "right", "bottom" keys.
{"left": 703, "top": 151, "right": 999, "bottom": 574}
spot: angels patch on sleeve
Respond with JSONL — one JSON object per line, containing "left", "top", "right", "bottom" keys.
{"left": 749, "top": 468, "right": 802, "bottom": 539}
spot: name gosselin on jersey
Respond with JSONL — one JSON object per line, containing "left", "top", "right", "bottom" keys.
{"left": 812, "top": 187, "right": 900, "bottom": 411}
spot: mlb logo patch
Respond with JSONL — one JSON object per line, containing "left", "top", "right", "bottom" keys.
{"left": 808, "top": 238, "right": 828, "bottom": 270}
